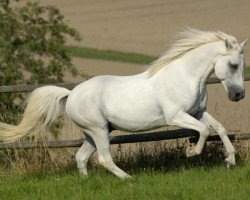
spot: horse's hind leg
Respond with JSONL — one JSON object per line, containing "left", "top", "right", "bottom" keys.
{"left": 83, "top": 127, "right": 131, "bottom": 179}
{"left": 75, "top": 134, "right": 96, "bottom": 177}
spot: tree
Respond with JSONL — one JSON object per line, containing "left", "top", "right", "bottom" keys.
{"left": 0, "top": 0, "right": 81, "bottom": 109}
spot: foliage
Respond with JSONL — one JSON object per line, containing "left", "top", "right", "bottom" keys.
{"left": 0, "top": 0, "right": 81, "bottom": 108}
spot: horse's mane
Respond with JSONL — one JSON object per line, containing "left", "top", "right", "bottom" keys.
{"left": 147, "top": 28, "right": 238, "bottom": 77}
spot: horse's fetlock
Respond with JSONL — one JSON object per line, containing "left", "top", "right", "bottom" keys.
{"left": 195, "top": 148, "right": 202, "bottom": 155}
{"left": 98, "top": 157, "right": 107, "bottom": 167}
{"left": 228, "top": 148, "right": 236, "bottom": 155}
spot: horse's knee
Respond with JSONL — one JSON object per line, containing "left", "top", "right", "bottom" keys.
{"left": 217, "top": 124, "right": 226, "bottom": 135}
{"left": 200, "top": 126, "right": 209, "bottom": 137}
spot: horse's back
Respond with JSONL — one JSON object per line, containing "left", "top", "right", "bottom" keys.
{"left": 65, "top": 74, "right": 166, "bottom": 131}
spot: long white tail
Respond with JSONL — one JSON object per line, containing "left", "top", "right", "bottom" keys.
{"left": 0, "top": 86, "right": 71, "bottom": 143}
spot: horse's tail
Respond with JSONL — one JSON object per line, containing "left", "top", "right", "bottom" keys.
{"left": 0, "top": 86, "right": 71, "bottom": 143}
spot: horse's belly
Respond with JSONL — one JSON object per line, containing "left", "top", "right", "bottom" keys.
{"left": 107, "top": 110, "right": 166, "bottom": 132}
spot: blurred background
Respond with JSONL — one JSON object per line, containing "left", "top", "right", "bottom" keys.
{"left": 39, "top": 0, "right": 250, "bottom": 76}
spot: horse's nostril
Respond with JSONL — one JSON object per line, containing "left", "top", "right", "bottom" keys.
{"left": 235, "top": 93, "right": 241, "bottom": 98}
{"left": 234, "top": 92, "right": 244, "bottom": 100}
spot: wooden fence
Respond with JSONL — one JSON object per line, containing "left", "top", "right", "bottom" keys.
{"left": 0, "top": 75, "right": 250, "bottom": 149}
{"left": 0, "top": 129, "right": 250, "bottom": 150}
{"left": 1, "top": 74, "right": 250, "bottom": 93}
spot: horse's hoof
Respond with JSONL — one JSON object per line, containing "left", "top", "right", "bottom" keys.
{"left": 186, "top": 146, "right": 196, "bottom": 157}
{"left": 120, "top": 174, "right": 133, "bottom": 180}
{"left": 79, "top": 173, "right": 89, "bottom": 179}
{"left": 225, "top": 160, "right": 235, "bottom": 169}
{"left": 126, "top": 175, "right": 133, "bottom": 180}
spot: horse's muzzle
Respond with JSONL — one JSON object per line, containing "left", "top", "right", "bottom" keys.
{"left": 228, "top": 89, "right": 245, "bottom": 102}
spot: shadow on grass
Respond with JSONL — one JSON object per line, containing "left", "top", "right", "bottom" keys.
{"left": 112, "top": 141, "right": 244, "bottom": 174}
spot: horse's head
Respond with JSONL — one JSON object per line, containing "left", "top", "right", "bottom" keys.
{"left": 214, "top": 39, "right": 247, "bottom": 102}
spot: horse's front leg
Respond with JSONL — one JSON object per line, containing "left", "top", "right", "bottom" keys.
{"left": 170, "top": 111, "right": 210, "bottom": 157}
{"left": 199, "top": 112, "right": 236, "bottom": 167}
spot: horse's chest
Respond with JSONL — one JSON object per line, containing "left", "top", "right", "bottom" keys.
{"left": 187, "top": 84, "right": 207, "bottom": 116}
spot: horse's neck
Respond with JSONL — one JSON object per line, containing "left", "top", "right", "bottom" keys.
{"left": 152, "top": 41, "right": 226, "bottom": 86}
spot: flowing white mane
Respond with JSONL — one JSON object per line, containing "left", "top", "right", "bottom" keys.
{"left": 147, "top": 28, "right": 238, "bottom": 77}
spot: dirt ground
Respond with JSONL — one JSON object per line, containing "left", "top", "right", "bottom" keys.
{"left": 40, "top": 0, "right": 250, "bottom": 63}
{"left": 38, "top": 0, "right": 250, "bottom": 133}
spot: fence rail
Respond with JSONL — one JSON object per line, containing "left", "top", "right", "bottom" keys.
{"left": 0, "top": 82, "right": 80, "bottom": 93}
{"left": 0, "top": 129, "right": 250, "bottom": 150}
{"left": 0, "top": 74, "right": 250, "bottom": 149}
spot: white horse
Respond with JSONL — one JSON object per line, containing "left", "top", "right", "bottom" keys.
{"left": 0, "top": 28, "right": 247, "bottom": 179}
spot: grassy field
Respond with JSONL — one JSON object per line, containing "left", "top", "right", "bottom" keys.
{"left": 67, "top": 46, "right": 250, "bottom": 74}
{"left": 0, "top": 162, "right": 249, "bottom": 200}
{"left": 67, "top": 46, "right": 156, "bottom": 65}
{"left": 245, "top": 67, "right": 250, "bottom": 74}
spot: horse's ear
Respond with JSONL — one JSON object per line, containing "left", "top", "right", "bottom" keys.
{"left": 225, "top": 39, "right": 233, "bottom": 50}
{"left": 240, "top": 39, "right": 248, "bottom": 53}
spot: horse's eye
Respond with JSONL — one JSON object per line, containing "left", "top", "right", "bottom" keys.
{"left": 229, "top": 63, "right": 239, "bottom": 70}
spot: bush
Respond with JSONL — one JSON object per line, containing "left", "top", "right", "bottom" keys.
{"left": 0, "top": 0, "right": 81, "bottom": 108}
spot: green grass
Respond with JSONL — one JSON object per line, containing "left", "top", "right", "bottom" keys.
{"left": 0, "top": 162, "right": 249, "bottom": 200}
{"left": 67, "top": 46, "right": 156, "bottom": 65}
{"left": 245, "top": 67, "right": 250, "bottom": 74}
{"left": 67, "top": 46, "right": 250, "bottom": 75}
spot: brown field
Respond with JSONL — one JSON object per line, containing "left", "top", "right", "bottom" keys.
{"left": 38, "top": 0, "right": 250, "bottom": 133}
{"left": 40, "top": 0, "right": 250, "bottom": 62}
